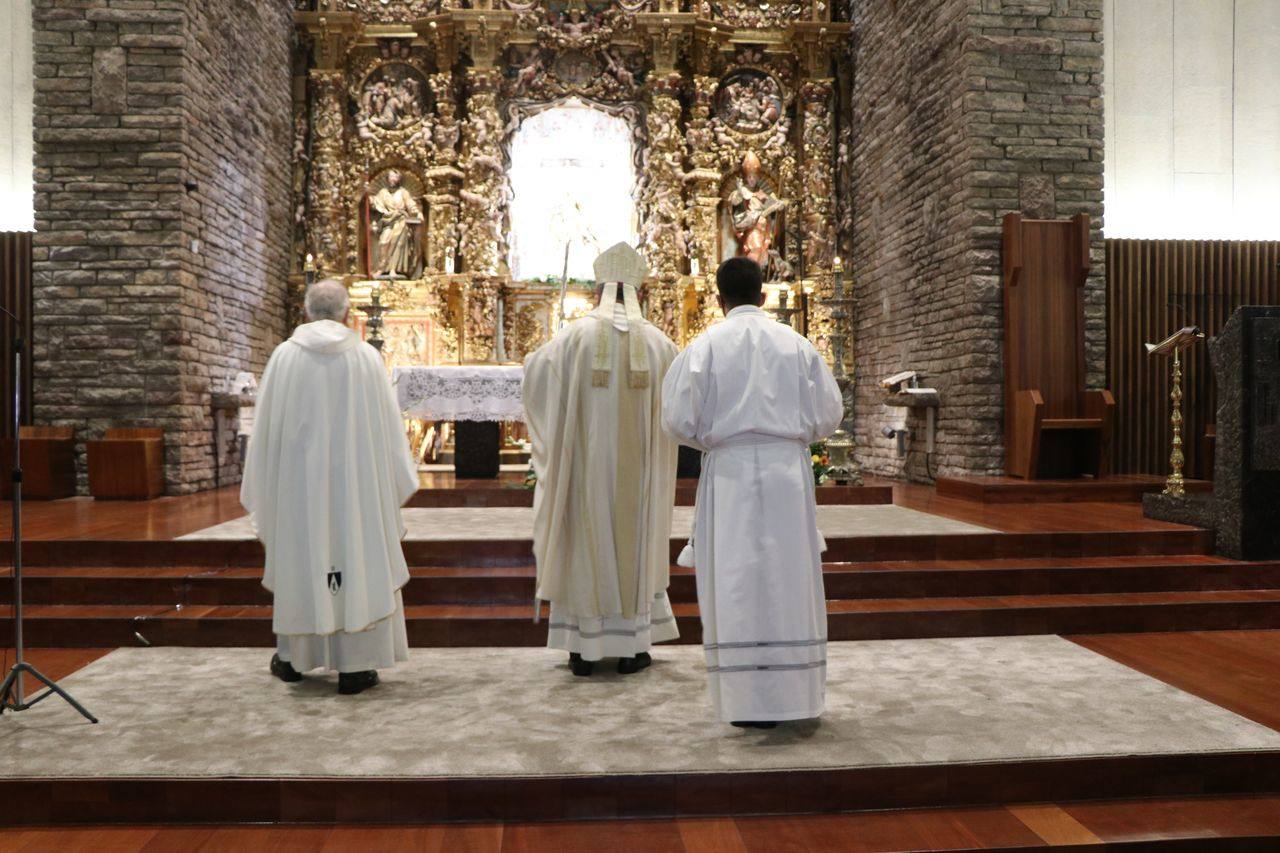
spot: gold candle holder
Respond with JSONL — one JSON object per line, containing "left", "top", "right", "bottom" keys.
{"left": 1165, "top": 347, "right": 1186, "bottom": 497}
{"left": 1144, "top": 326, "right": 1205, "bottom": 499}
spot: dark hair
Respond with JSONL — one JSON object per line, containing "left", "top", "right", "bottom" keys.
{"left": 716, "top": 257, "right": 763, "bottom": 307}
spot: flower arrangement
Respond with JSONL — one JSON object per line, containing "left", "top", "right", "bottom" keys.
{"left": 810, "top": 441, "right": 831, "bottom": 486}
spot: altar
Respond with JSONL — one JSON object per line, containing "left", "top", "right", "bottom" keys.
{"left": 393, "top": 365, "right": 524, "bottom": 479}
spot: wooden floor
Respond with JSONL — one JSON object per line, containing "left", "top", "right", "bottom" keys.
{"left": 0, "top": 480, "right": 1199, "bottom": 543}
{"left": 2, "top": 796, "right": 1280, "bottom": 851}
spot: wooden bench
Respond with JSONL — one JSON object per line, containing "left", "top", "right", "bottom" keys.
{"left": 0, "top": 426, "right": 77, "bottom": 500}
{"left": 1003, "top": 212, "right": 1115, "bottom": 479}
{"left": 87, "top": 427, "right": 165, "bottom": 500}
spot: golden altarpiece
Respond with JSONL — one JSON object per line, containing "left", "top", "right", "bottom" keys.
{"left": 290, "top": 0, "right": 850, "bottom": 369}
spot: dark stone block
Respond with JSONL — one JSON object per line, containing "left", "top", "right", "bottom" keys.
{"left": 1145, "top": 307, "right": 1280, "bottom": 559}
{"left": 454, "top": 419, "right": 501, "bottom": 479}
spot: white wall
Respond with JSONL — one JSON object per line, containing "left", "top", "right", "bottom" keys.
{"left": 1104, "top": 0, "right": 1280, "bottom": 239}
{"left": 1, "top": 0, "right": 34, "bottom": 232}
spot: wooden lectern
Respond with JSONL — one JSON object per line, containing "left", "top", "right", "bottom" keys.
{"left": 1002, "top": 212, "right": 1115, "bottom": 479}
{"left": 87, "top": 427, "right": 165, "bottom": 499}
{"left": 0, "top": 426, "right": 77, "bottom": 500}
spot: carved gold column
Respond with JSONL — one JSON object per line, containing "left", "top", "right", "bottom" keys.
{"left": 459, "top": 68, "right": 505, "bottom": 277}
{"left": 306, "top": 70, "right": 347, "bottom": 276}
{"left": 799, "top": 79, "right": 836, "bottom": 276}
{"left": 425, "top": 70, "right": 462, "bottom": 273}
{"left": 642, "top": 74, "right": 685, "bottom": 342}
{"left": 684, "top": 73, "right": 720, "bottom": 280}
{"left": 463, "top": 275, "right": 500, "bottom": 363}
{"left": 297, "top": 12, "right": 360, "bottom": 277}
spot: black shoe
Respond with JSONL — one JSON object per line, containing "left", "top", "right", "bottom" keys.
{"left": 569, "top": 652, "right": 594, "bottom": 677}
{"left": 338, "top": 670, "right": 379, "bottom": 695}
{"left": 617, "top": 652, "right": 653, "bottom": 675}
{"left": 731, "top": 721, "right": 779, "bottom": 729}
{"left": 270, "top": 653, "right": 302, "bottom": 683}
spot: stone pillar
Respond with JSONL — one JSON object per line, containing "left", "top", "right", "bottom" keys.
{"left": 306, "top": 69, "right": 348, "bottom": 276}
{"left": 848, "top": 0, "right": 1105, "bottom": 481}
{"left": 458, "top": 68, "right": 504, "bottom": 276}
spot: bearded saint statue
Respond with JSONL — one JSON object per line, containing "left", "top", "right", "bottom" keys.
{"left": 371, "top": 170, "right": 423, "bottom": 279}
{"left": 727, "top": 151, "right": 787, "bottom": 269}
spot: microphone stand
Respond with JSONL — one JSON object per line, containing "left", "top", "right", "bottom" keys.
{"left": 0, "top": 304, "right": 96, "bottom": 722}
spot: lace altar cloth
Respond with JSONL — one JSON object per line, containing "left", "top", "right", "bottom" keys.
{"left": 392, "top": 365, "right": 525, "bottom": 423}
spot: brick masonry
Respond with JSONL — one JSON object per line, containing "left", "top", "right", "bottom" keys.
{"left": 31, "top": 0, "right": 293, "bottom": 494}
{"left": 847, "top": 0, "right": 1105, "bottom": 480}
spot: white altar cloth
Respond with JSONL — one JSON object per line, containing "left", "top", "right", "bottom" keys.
{"left": 393, "top": 365, "right": 525, "bottom": 422}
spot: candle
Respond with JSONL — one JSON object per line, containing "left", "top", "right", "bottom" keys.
{"left": 691, "top": 258, "right": 700, "bottom": 276}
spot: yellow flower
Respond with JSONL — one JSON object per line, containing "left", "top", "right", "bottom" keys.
{"left": 811, "top": 454, "right": 822, "bottom": 463}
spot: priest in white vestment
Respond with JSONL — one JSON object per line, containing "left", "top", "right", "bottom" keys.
{"left": 241, "top": 278, "right": 418, "bottom": 695}
{"left": 662, "top": 257, "right": 842, "bottom": 727}
{"left": 523, "top": 243, "right": 680, "bottom": 677}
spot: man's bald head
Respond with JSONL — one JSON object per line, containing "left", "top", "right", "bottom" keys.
{"left": 304, "top": 278, "right": 351, "bottom": 323}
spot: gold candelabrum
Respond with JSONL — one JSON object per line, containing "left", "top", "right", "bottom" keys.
{"left": 821, "top": 256, "right": 862, "bottom": 486}
{"left": 1145, "top": 326, "right": 1206, "bottom": 498}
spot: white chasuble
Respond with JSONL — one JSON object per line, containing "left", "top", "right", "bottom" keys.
{"left": 241, "top": 320, "right": 419, "bottom": 653}
{"left": 661, "top": 305, "right": 842, "bottom": 722}
{"left": 523, "top": 289, "right": 680, "bottom": 661}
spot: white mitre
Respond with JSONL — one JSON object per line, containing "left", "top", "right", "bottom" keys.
{"left": 591, "top": 242, "right": 650, "bottom": 389}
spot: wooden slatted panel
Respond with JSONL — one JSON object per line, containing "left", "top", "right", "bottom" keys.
{"left": 0, "top": 232, "right": 34, "bottom": 439}
{"left": 1107, "top": 238, "right": 1280, "bottom": 477}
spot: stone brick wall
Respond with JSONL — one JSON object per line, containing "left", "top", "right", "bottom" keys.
{"left": 848, "top": 0, "right": 1104, "bottom": 480}
{"left": 31, "top": 0, "right": 293, "bottom": 494}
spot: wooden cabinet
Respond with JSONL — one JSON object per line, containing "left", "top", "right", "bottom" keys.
{"left": 0, "top": 426, "right": 77, "bottom": 500}
{"left": 87, "top": 428, "right": 165, "bottom": 500}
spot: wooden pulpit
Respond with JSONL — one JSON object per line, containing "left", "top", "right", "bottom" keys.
{"left": 1002, "top": 212, "right": 1115, "bottom": 479}
{"left": 0, "top": 426, "right": 77, "bottom": 500}
{"left": 87, "top": 427, "right": 165, "bottom": 499}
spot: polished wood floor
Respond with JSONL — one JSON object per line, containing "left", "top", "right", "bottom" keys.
{"left": 3, "top": 796, "right": 1280, "bottom": 852}
{"left": 0, "top": 479, "right": 1199, "bottom": 544}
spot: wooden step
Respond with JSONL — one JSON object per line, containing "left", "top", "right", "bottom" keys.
{"left": 6, "top": 557, "right": 1278, "bottom": 607}
{"left": 0, "top": 527, "right": 1215, "bottom": 569}
{"left": 10, "top": 590, "right": 1280, "bottom": 647}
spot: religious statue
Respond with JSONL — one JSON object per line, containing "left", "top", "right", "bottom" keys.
{"left": 727, "top": 151, "right": 787, "bottom": 275}
{"left": 356, "top": 65, "right": 430, "bottom": 140}
{"left": 370, "top": 170, "right": 424, "bottom": 279}
{"left": 715, "top": 70, "right": 784, "bottom": 134}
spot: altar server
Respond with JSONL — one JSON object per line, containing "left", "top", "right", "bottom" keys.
{"left": 662, "top": 257, "right": 842, "bottom": 727}
{"left": 523, "top": 243, "right": 680, "bottom": 676}
{"left": 241, "top": 278, "right": 418, "bottom": 695}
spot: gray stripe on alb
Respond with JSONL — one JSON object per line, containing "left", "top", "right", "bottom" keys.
{"left": 707, "top": 660, "right": 827, "bottom": 674}
{"left": 705, "top": 639, "right": 827, "bottom": 651}
{"left": 548, "top": 615, "right": 674, "bottom": 640}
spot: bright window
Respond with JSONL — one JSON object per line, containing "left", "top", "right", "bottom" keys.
{"left": 507, "top": 100, "right": 638, "bottom": 281}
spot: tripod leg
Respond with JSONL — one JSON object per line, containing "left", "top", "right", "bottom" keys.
{"left": 12, "top": 664, "right": 98, "bottom": 724}
{"left": 0, "top": 665, "right": 19, "bottom": 714}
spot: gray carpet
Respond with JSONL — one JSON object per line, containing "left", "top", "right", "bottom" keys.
{"left": 2, "top": 637, "right": 1276, "bottom": 779}
{"left": 178, "top": 505, "right": 991, "bottom": 541}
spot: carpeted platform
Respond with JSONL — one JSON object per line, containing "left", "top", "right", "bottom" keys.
{"left": 178, "top": 504, "right": 991, "bottom": 541}
{"left": 2, "top": 636, "right": 1276, "bottom": 779}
